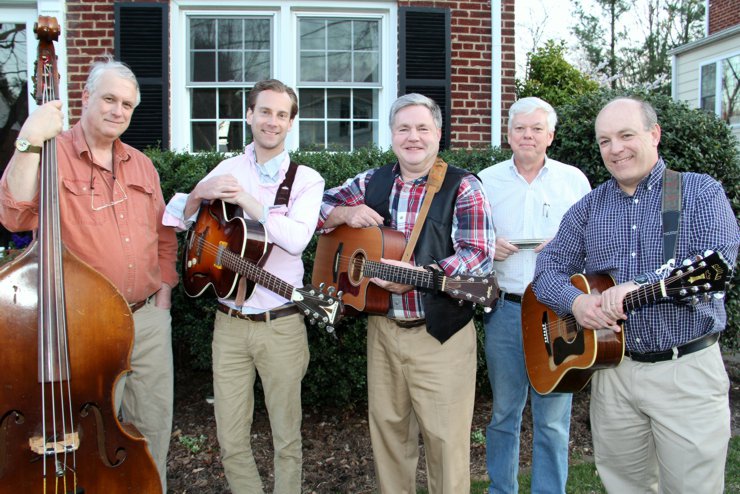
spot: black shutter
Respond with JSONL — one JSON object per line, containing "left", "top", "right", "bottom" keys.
{"left": 399, "top": 7, "right": 451, "bottom": 150}
{"left": 115, "top": 2, "right": 169, "bottom": 150}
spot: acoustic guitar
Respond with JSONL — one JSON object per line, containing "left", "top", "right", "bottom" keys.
{"left": 521, "top": 251, "right": 731, "bottom": 394}
{"left": 311, "top": 225, "right": 498, "bottom": 314}
{"left": 183, "top": 200, "right": 343, "bottom": 330}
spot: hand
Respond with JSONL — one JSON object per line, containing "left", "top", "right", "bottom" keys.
{"left": 493, "top": 237, "right": 519, "bottom": 261}
{"left": 338, "top": 205, "right": 385, "bottom": 229}
{"left": 18, "top": 100, "right": 64, "bottom": 145}
{"left": 193, "top": 175, "right": 244, "bottom": 203}
{"left": 600, "top": 281, "right": 639, "bottom": 322}
{"left": 571, "top": 293, "right": 621, "bottom": 333}
{"left": 369, "top": 257, "right": 418, "bottom": 294}
{"left": 533, "top": 238, "right": 552, "bottom": 253}
{"left": 154, "top": 283, "right": 172, "bottom": 310}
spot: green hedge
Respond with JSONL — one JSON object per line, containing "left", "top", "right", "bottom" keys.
{"left": 148, "top": 88, "right": 739, "bottom": 405}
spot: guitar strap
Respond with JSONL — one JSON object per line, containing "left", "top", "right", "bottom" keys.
{"left": 401, "top": 157, "right": 448, "bottom": 263}
{"left": 234, "top": 161, "right": 299, "bottom": 307}
{"left": 661, "top": 169, "right": 682, "bottom": 265}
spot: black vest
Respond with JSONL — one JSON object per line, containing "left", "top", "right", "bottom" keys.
{"left": 365, "top": 163, "right": 475, "bottom": 343}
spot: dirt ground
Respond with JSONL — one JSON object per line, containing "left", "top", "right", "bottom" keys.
{"left": 166, "top": 357, "right": 740, "bottom": 494}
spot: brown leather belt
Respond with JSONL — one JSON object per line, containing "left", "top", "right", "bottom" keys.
{"left": 625, "top": 332, "right": 719, "bottom": 363}
{"left": 392, "top": 318, "right": 426, "bottom": 329}
{"left": 129, "top": 299, "right": 147, "bottom": 313}
{"left": 217, "top": 303, "right": 300, "bottom": 322}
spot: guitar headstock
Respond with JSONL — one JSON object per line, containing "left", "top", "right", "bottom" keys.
{"left": 293, "top": 283, "right": 345, "bottom": 333}
{"left": 444, "top": 273, "right": 500, "bottom": 308}
{"left": 665, "top": 251, "right": 732, "bottom": 303}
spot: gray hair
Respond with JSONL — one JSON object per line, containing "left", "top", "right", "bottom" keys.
{"left": 389, "top": 93, "right": 443, "bottom": 129}
{"left": 85, "top": 57, "right": 141, "bottom": 108}
{"left": 508, "top": 97, "right": 557, "bottom": 131}
{"left": 602, "top": 96, "right": 658, "bottom": 130}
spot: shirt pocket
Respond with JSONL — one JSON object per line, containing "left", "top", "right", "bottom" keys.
{"left": 61, "top": 178, "right": 105, "bottom": 225}
{"left": 127, "top": 181, "right": 158, "bottom": 228}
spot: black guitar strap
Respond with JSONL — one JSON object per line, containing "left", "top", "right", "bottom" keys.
{"left": 661, "top": 169, "right": 682, "bottom": 265}
{"left": 234, "top": 161, "right": 299, "bottom": 307}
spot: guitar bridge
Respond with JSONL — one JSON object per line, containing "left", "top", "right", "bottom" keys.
{"left": 215, "top": 240, "right": 228, "bottom": 269}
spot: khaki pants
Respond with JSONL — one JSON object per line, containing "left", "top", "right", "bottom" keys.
{"left": 115, "top": 299, "right": 173, "bottom": 493}
{"left": 212, "top": 311, "right": 309, "bottom": 494}
{"left": 367, "top": 316, "right": 477, "bottom": 494}
{"left": 590, "top": 342, "right": 730, "bottom": 493}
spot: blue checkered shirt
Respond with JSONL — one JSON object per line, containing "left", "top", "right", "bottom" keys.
{"left": 532, "top": 159, "right": 740, "bottom": 353}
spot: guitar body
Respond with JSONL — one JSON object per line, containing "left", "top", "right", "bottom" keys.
{"left": 522, "top": 273, "right": 625, "bottom": 394}
{"left": 183, "top": 201, "right": 268, "bottom": 299}
{"left": 312, "top": 225, "right": 406, "bottom": 314}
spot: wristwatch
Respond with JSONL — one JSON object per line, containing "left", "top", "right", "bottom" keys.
{"left": 633, "top": 274, "right": 649, "bottom": 286}
{"left": 14, "top": 138, "right": 42, "bottom": 154}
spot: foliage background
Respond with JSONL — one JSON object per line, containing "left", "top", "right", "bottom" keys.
{"left": 149, "top": 88, "right": 740, "bottom": 406}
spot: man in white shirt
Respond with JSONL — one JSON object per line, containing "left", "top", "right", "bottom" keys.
{"left": 478, "top": 97, "right": 590, "bottom": 493}
{"left": 165, "top": 79, "right": 324, "bottom": 494}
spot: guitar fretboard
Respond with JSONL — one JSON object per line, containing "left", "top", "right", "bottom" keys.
{"left": 360, "top": 259, "right": 437, "bottom": 290}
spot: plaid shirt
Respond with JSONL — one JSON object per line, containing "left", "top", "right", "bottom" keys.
{"left": 319, "top": 163, "right": 495, "bottom": 319}
{"left": 533, "top": 159, "right": 740, "bottom": 353}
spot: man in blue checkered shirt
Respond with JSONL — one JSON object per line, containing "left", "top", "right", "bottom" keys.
{"left": 532, "top": 96, "right": 739, "bottom": 493}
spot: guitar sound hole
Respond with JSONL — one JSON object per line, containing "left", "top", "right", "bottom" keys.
{"left": 347, "top": 252, "right": 365, "bottom": 286}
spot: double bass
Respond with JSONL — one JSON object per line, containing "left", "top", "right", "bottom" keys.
{"left": 0, "top": 17, "right": 162, "bottom": 493}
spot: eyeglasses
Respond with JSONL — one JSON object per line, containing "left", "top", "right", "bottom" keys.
{"left": 90, "top": 174, "right": 128, "bottom": 211}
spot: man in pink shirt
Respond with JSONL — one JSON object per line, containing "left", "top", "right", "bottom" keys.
{"left": 165, "top": 79, "right": 324, "bottom": 494}
{"left": 0, "top": 59, "right": 178, "bottom": 492}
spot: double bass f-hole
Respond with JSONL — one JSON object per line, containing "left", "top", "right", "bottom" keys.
{"left": 0, "top": 16, "right": 163, "bottom": 493}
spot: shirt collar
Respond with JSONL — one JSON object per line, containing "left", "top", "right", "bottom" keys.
{"left": 608, "top": 157, "right": 665, "bottom": 198}
{"left": 70, "top": 122, "right": 130, "bottom": 167}
{"left": 250, "top": 145, "right": 288, "bottom": 183}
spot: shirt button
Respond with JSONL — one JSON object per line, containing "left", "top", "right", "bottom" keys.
{"left": 127, "top": 288, "right": 132, "bottom": 293}
{"left": 632, "top": 224, "right": 637, "bottom": 230}
{"left": 128, "top": 264, "right": 134, "bottom": 269}
{"left": 120, "top": 214, "right": 124, "bottom": 219}
{"left": 125, "top": 237, "right": 130, "bottom": 242}
{"left": 636, "top": 337, "right": 641, "bottom": 343}
{"left": 631, "top": 252, "right": 636, "bottom": 257}
{"left": 634, "top": 198, "right": 639, "bottom": 204}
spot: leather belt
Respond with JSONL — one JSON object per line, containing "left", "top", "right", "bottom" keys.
{"left": 625, "top": 332, "right": 719, "bottom": 363}
{"left": 392, "top": 318, "right": 426, "bottom": 329}
{"left": 217, "top": 303, "right": 300, "bottom": 322}
{"left": 129, "top": 299, "right": 147, "bottom": 313}
{"left": 500, "top": 291, "right": 522, "bottom": 304}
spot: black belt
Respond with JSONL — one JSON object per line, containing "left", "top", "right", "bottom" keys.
{"left": 625, "top": 332, "right": 719, "bottom": 363}
{"left": 500, "top": 291, "right": 522, "bottom": 304}
{"left": 129, "top": 294, "right": 154, "bottom": 313}
{"left": 392, "top": 318, "right": 426, "bottom": 329}
{"left": 217, "top": 303, "right": 300, "bottom": 322}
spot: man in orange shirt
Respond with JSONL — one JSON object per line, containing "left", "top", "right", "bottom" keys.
{"left": 0, "top": 59, "right": 177, "bottom": 492}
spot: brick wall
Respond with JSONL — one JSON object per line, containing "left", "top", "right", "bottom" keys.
{"left": 65, "top": 0, "right": 165, "bottom": 123}
{"left": 398, "top": 0, "right": 516, "bottom": 148}
{"left": 708, "top": 0, "right": 740, "bottom": 35}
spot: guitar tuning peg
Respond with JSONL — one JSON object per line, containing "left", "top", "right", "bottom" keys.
{"left": 713, "top": 292, "right": 726, "bottom": 300}
{"left": 336, "top": 291, "right": 343, "bottom": 298}
{"left": 327, "top": 286, "right": 336, "bottom": 295}
{"left": 319, "top": 282, "right": 326, "bottom": 290}
{"left": 303, "top": 308, "right": 310, "bottom": 316}
{"left": 703, "top": 249, "right": 714, "bottom": 257}
{"left": 689, "top": 296, "right": 699, "bottom": 306}
{"left": 702, "top": 293, "right": 711, "bottom": 303}
{"left": 682, "top": 258, "right": 692, "bottom": 266}
{"left": 309, "top": 318, "right": 317, "bottom": 325}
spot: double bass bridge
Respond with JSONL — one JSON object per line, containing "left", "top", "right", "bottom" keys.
{"left": 29, "top": 432, "right": 80, "bottom": 455}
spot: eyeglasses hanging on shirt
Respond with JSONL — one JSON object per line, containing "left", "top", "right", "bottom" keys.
{"left": 89, "top": 162, "right": 127, "bottom": 211}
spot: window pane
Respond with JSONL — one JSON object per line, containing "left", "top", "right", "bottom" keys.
{"left": 327, "top": 120, "right": 351, "bottom": 151}
{"left": 327, "top": 89, "right": 351, "bottom": 119}
{"left": 721, "top": 54, "right": 740, "bottom": 125}
{"left": 219, "top": 19, "right": 242, "bottom": 50}
{"left": 245, "top": 19, "right": 271, "bottom": 49}
{"left": 300, "top": 19, "right": 325, "bottom": 50}
{"left": 327, "top": 52, "right": 351, "bottom": 82}
{"left": 192, "top": 122, "right": 216, "bottom": 151}
{"left": 354, "top": 20, "right": 378, "bottom": 50}
{"left": 353, "top": 89, "right": 377, "bottom": 119}
{"left": 700, "top": 64, "right": 716, "bottom": 112}
{"left": 192, "top": 52, "right": 216, "bottom": 82}
{"left": 354, "top": 121, "right": 375, "bottom": 148}
{"left": 219, "top": 88, "right": 243, "bottom": 119}
{"left": 327, "top": 20, "right": 351, "bottom": 51}
{"left": 301, "top": 52, "right": 326, "bottom": 81}
{"left": 191, "top": 18, "right": 215, "bottom": 49}
{"left": 299, "top": 121, "right": 325, "bottom": 150}
{"left": 192, "top": 88, "right": 216, "bottom": 118}
{"left": 300, "top": 89, "right": 325, "bottom": 118}
{"left": 245, "top": 51, "right": 271, "bottom": 81}
{"left": 218, "top": 52, "right": 243, "bottom": 82}
{"left": 354, "top": 52, "right": 379, "bottom": 83}
{"left": 218, "top": 120, "right": 243, "bottom": 152}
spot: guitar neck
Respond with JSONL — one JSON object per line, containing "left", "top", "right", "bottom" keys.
{"left": 623, "top": 280, "right": 666, "bottom": 312}
{"left": 220, "top": 249, "right": 295, "bottom": 300}
{"left": 361, "top": 259, "right": 437, "bottom": 290}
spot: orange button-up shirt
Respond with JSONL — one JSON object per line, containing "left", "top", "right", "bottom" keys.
{"left": 0, "top": 122, "right": 178, "bottom": 303}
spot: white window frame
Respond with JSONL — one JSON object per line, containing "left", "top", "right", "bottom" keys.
{"left": 698, "top": 49, "right": 740, "bottom": 128}
{"left": 171, "top": 0, "right": 397, "bottom": 152}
